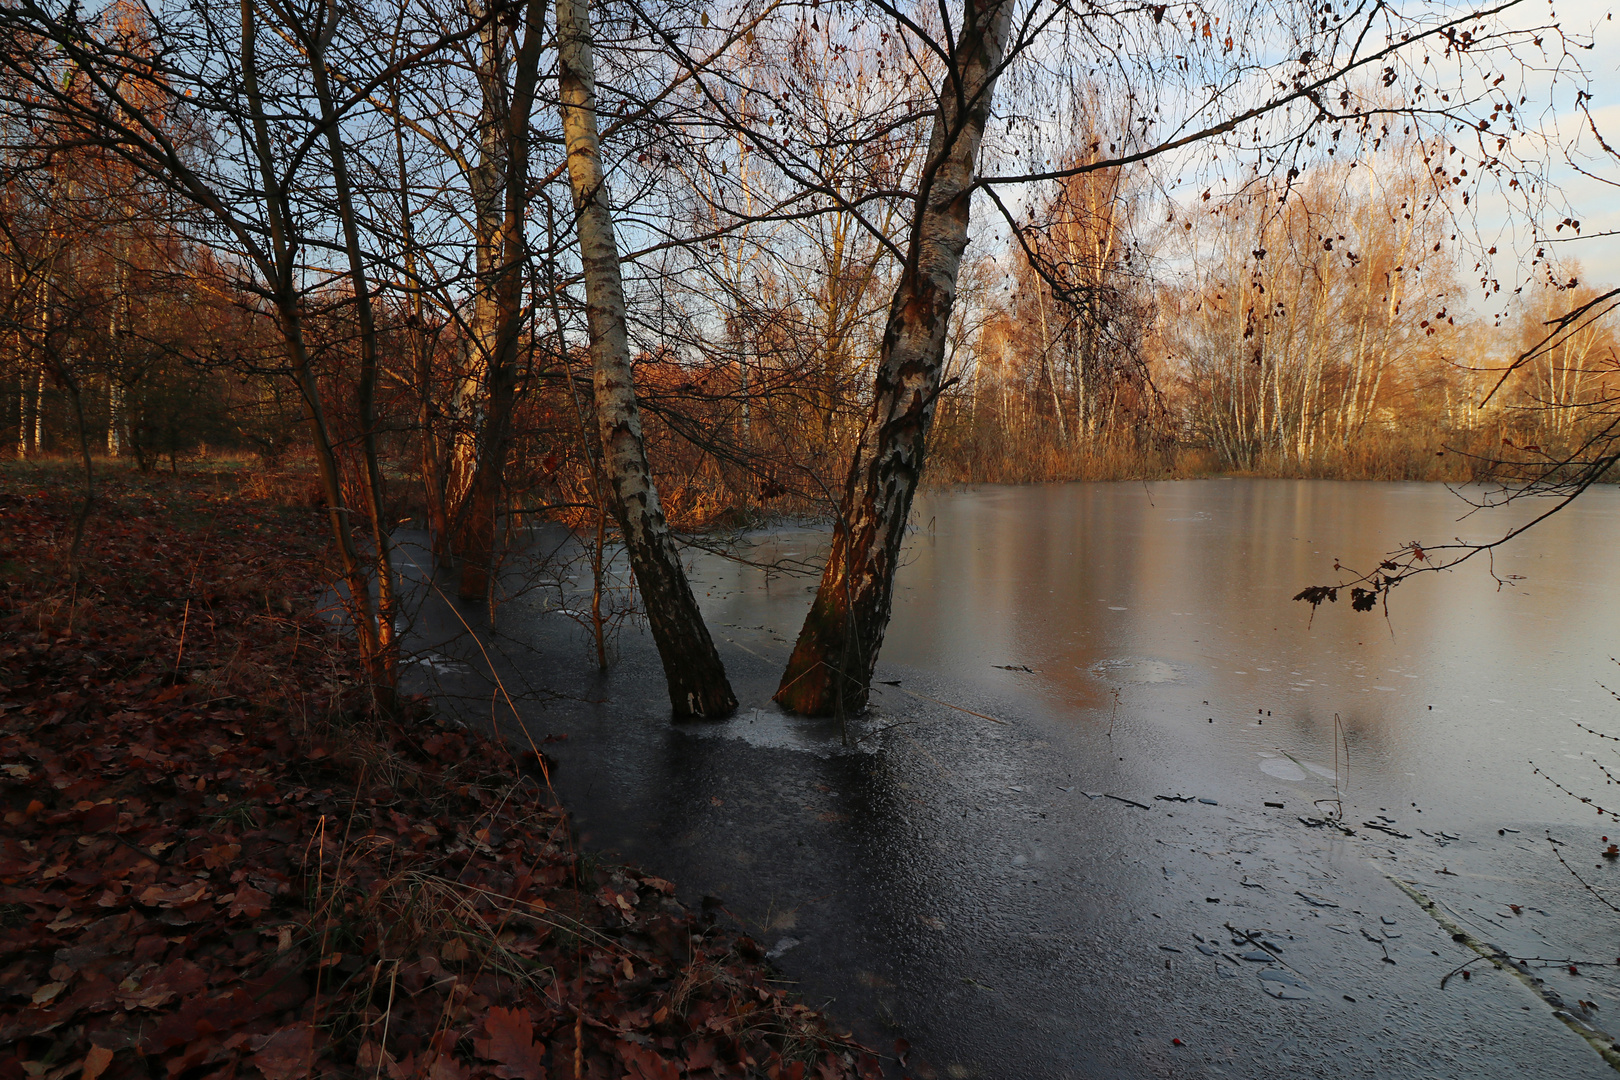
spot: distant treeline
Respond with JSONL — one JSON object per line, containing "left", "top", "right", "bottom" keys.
{"left": 5, "top": 9, "right": 1614, "bottom": 515}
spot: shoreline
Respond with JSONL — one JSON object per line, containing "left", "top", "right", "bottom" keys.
{"left": 0, "top": 465, "right": 885, "bottom": 1080}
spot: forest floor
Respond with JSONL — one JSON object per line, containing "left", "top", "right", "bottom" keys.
{"left": 0, "top": 462, "right": 884, "bottom": 1080}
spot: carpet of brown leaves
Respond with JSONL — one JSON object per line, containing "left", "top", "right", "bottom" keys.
{"left": 0, "top": 464, "right": 881, "bottom": 1080}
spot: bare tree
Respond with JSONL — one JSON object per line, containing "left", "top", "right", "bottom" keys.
{"left": 0, "top": 0, "right": 426, "bottom": 704}
{"left": 556, "top": 0, "right": 737, "bottom": 718}
{"left": 775, "top": 0, "right": 1016, "bottom": 715}
{"left": 773, "top": 0, "right": 1604, "bottom": 714}
{"left": 446, "top": 0, "right": 547, "bottom": 601}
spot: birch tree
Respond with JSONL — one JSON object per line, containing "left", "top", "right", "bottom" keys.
{"left": 556, "top": 0, "right": 738, "bottom": 718}
{"left": 773, "top": 0, "right": 1601, "bottom": 714}
{"left": 775, "top": 0, "right": 1016, "bottom": 715}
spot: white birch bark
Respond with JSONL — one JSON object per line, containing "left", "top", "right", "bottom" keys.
{"left": 777, "top": 0, "right": 1017, "bottom": 715}
{"left": 556, "top": 0, "right": 735, "bottom": 718}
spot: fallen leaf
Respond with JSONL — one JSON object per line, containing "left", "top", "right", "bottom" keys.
{"left": 426, "top": 1054, "right": 468, "bottom": 1080}
{"left": 204, "top": 843, "right": 241, "bottom": 869}
{"left": 684, "top": 1040, "right": 718, "bottom": 1071}
{"left": 117, "top": 959, "right": 209, "bottom": 1011}
{"left": 474, "top": 1006, "right": 544, "bottom": 1080}
{"left": 136, "top": 882, "right": 210, "bottom": 908}
{"left": 617, "top": 1040, "right": 677, "bottom": 1080}
{"left": 31, "top": 982, "right": 67, "bottom": 1004}
{"left": 47, "top": 908, "right": 89, "bottom": 931}
{"left": 81, "top": 1046, "right": 114, "bottom": 1080}
{"left": 227, "top": 885, "right": 271, "bottom": 918}
{"left": 117, "top": 977, "right": 176, "bottom": 1011}
{"left": 250, "top": 1022, "right": 316, "bottom": 1080}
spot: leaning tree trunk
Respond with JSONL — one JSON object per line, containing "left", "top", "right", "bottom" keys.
{"left": 556, "top": 0, "right": 736, "bottom": 718}
{"left": 776, "top": 0, "right": 1015, "bottom": 716}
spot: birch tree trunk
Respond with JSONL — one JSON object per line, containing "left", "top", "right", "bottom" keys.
{"left": 106, "top": 254, "right": 126, "bottom": 457}
{"left": 775, "top": 0, "right": 1016, "bottom": 716}
{"left": 555, "top": 0, "right": 736, "bottom": 718}
{"left": 9, "top": 256, "right": 26, "bottom": 457}
{"left": 27, "top": 271, "right": 49, "bottom": 455}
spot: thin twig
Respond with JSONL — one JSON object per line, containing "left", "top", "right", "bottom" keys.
{"left": 1546, "top": 835, "right": 1620, "bottom": 914}
{"left": 1533, "top": 765, "right": 1620, "bottom": 821}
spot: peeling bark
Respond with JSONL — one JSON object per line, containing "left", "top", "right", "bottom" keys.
{"left": 776, "top": 0, "right": 1015, "bottom": 716}
{"left": 556, "top": 0, "right": 735, "bottom": 718}
{"left": 442, "top": 2, "right": 509, "bottom": 551}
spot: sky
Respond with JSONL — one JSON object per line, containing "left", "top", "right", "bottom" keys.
{"left": 1461, "top": 0, "right": 1619, "bottom": 288}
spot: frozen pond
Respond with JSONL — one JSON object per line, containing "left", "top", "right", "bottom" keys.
{"left": 404, "top": 480, "right": 1620, "bottom": 1078}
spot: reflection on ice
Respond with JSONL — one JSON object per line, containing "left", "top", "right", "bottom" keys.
{"left": 407, "top": 650, "right": 471, "bottom": 674}
{"left": 1089, "top": 657, "right": 1181, "bottom": 684}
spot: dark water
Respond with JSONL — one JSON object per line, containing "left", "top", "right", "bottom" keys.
{"left": 403, "top": 480, "right": 1620, "bottom": 1079}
